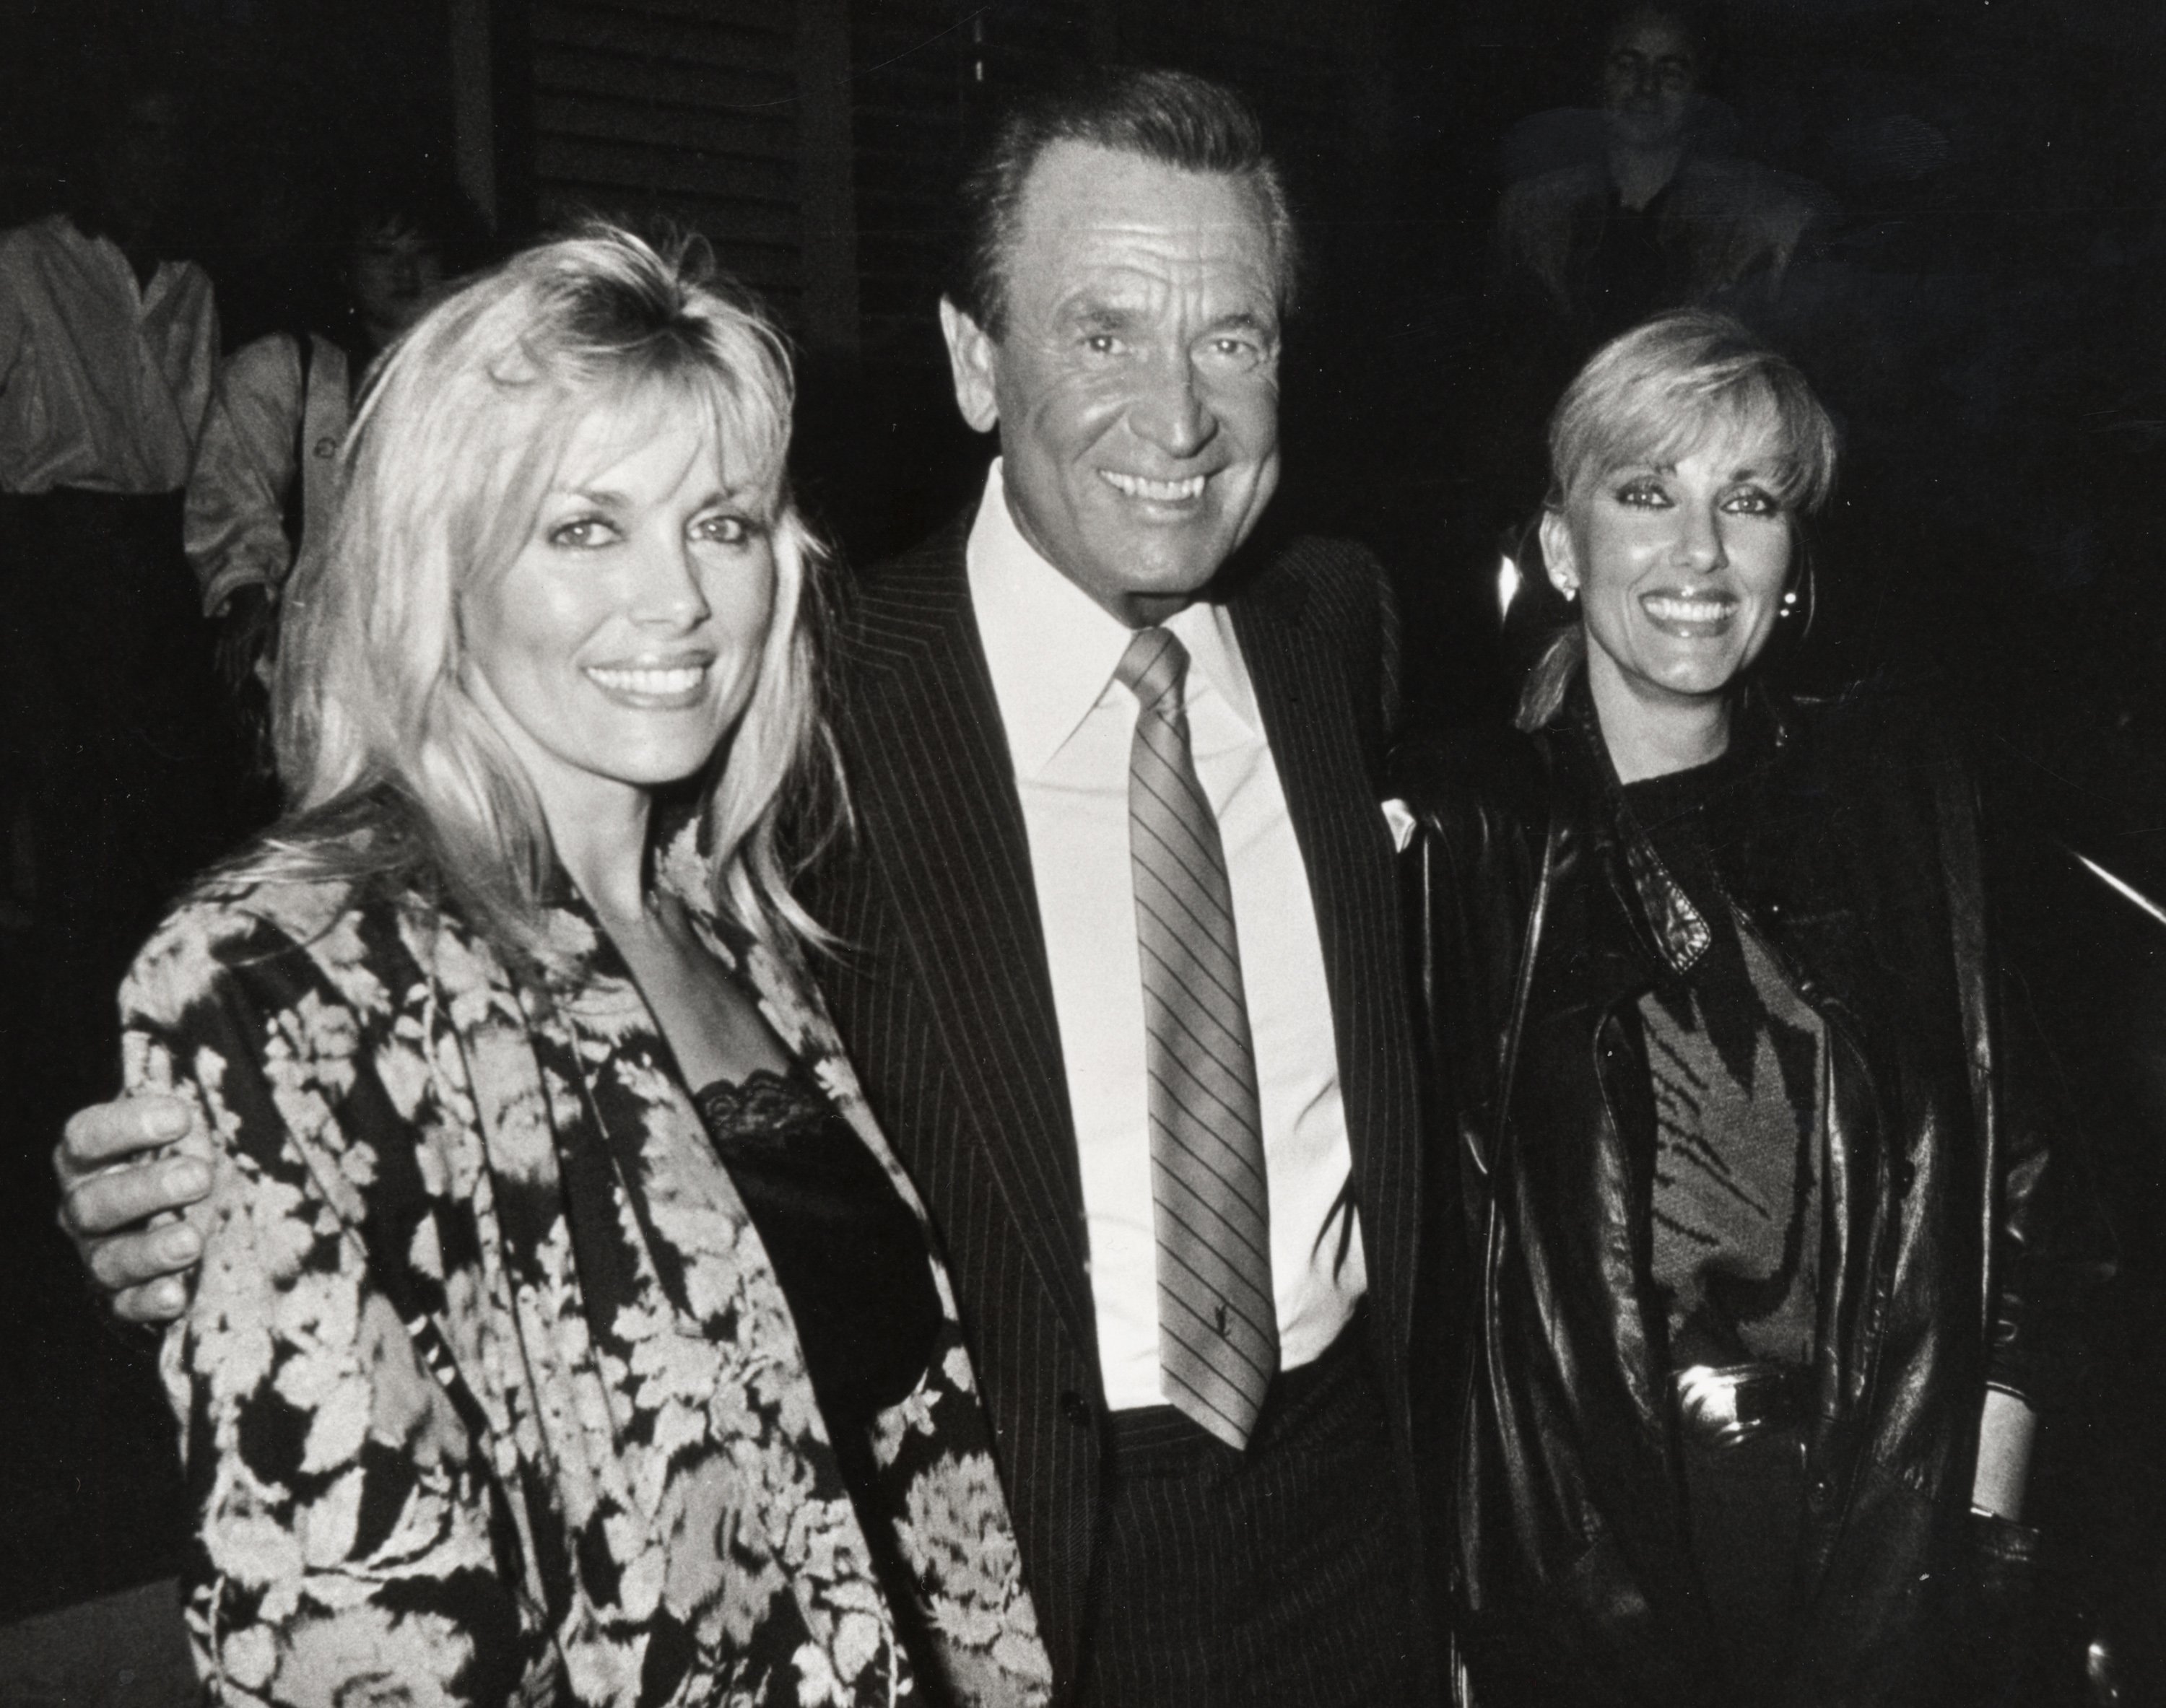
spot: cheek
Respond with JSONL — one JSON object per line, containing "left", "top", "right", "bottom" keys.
{"left": 1579, "top": 522, "right": 1658, "bottom": 598}
{"left": 1736, "top": 531, "right": 1796, "bottom": 601}
{"left": 1211, "top": 377, "right": 1280, "bottom": 459}
{"left": 464, "top": 568, "right": 585, "bottom": 685}
{"left": 1006, "top": 362, "right": 1122, "bottom": 461}
{"left": 709, "top": 553, "right": 780, "bottom": 655}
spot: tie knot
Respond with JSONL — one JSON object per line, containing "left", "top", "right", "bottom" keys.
{"left": 1116, "top": 626, "right": 1189, "bottom": 713}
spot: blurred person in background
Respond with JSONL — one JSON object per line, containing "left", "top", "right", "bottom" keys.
{"left": 186, "top": 162, "right": 487, "bottom": 699}
{"left": 1475, "top": 4, "right": 1831, "bottom": 545}
{"left": 1495, "top": 4, "right": 1824, "bottom": 350}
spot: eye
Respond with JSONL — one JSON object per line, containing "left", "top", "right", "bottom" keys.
{"left": 1201, "top": 333, "right": 1268, "bottom": 371}
{"left": 1612, "top": 477, "right": 1671, "bottom": 510}
{"left": 547, "top": 513, "right": 619, "bottom": 548}
{"left": 1082, "top": 332, "right": 1122, "bottom": 356}
{"left": 1721, "top": 485, "right": 1783, "bottom": 517}
{"left": 692, "top": 510, "right": 762, "bottom": 546}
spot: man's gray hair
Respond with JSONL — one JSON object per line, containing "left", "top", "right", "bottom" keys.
{"left": 947, "top": 66, "right": 1301, "bottom": 338}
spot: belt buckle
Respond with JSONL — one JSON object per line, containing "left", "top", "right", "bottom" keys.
{"left": 1672, "top": 1361, "right": 1800, "bottom": 1450}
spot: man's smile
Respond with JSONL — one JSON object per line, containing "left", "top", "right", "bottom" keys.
{"left": 1097, "top": 469, "right": 1208, "bottom": 502}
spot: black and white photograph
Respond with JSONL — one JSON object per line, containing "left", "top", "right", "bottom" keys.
{"left": 2, "top": 1, "right": 2162, "bottom": 1703}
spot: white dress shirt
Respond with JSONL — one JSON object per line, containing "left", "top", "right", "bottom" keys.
{"left": 967, "top": 459, "right": 1367, "bottom": 1412}
{"left": 0, "top": 214, "right": 219, "bottom": 494}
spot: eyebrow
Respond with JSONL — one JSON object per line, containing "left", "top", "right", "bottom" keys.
{"left": 1610, "top": 459, "right": 1786, "bottom": 482}
{"left": 552, "top": 481, "right": 751, "bottom": 508}
{"left": 1068, "top": 304, "right": 1133, "bottom": 334}
{"left": 1058, "top": 302, "right": 1279, "bottom": 337}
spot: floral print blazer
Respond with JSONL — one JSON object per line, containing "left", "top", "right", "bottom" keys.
{"left": 120, "top": 818, "right": 1051, "bottom": 1708}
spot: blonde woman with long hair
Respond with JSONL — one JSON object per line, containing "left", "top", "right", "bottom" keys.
{"left": 112, "top": 227, "right": 1049, "bottom": 1708}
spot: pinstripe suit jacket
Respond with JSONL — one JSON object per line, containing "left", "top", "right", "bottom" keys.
{"left": 804, "top": 505, "right": 1428, "bottom": 1695}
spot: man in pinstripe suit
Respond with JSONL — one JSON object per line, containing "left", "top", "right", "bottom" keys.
{"left": 56, "top": 66, "right": 1438, "bottom": 1708}
{"left": 801, "top": 70, "right": 1433, "bottom": 1705}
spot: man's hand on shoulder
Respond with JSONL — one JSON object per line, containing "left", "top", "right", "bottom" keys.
{"left": 54, "top": 1094, "right": 208, "bottom": 1324}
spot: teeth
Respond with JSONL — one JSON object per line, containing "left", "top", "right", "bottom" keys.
{"left": 1644, "top": 597, "right": 1733, "bottom": 623}
{"left": 586, "top": 664, "right": 706, "bottom": 695}
{"left": 1101, "top": 471, "right": 1206, "bottom": 502}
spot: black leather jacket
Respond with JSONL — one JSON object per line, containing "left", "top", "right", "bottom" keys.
{"left": 1395, "top": 681, "right": 2071, "bottom": 1708}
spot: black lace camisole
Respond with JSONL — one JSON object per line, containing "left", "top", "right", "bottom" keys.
{"left": 692, "top": 1065, "right": 943, "bottom": 1454}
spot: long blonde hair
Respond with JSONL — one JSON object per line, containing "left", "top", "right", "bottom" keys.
{"left": 245, "top": 224, "right": 839, "bottom": 964}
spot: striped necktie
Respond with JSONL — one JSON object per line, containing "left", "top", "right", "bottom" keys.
{"left": 1116, "top": 625, "right": 1278, "bottom": 1450}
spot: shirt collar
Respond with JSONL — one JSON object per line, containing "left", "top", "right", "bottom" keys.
{"left": 54, "top": 212, "right": 181, "bottom": 303}
{"left": 965, "top": 459, "right": 1260, "bottom": 778}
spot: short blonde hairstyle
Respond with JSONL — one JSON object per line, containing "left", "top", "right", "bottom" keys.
{"left": 1519, "top": 309, "right": 1838, "bottom": 730}
{"left": 259, "top": 224, "right": 836, "bottom": 962}
{"left": 1549, "top": 310, "right": 1836, "bottom": 512}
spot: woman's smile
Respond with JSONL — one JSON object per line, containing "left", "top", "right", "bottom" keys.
{"left": 1544, "top": 427, "right": 1795, "bottom": 718}
{"left": 583, "top": 655, "right": 716, "bottom": 706}
{"left": 1638, "top": 588, "right": 1741, "bottom": 637}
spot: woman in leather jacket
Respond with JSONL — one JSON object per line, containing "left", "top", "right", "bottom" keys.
{"left": 1398, "top": 311, "right": 2071, "bottom": 1706}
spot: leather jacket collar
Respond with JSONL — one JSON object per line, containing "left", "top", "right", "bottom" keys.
{"left": 1541, "top": 676, "right": 1769, "bottom": 995}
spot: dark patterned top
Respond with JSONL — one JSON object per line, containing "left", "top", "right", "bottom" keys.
{"left": 1626, "top": 760, "right": 1826, "bottom": 1371}
{"left": 693, "top": 1068, "right": 943, "bottom": 1437}
{"left": 120, "top": 811, "right": 1053, "bottom": 1707}
{"left": 693, "top": 1066, "right": 956, "bottom": 1683}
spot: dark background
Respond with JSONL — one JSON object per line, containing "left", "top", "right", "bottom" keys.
{"left": 1, "top": 0, "right": 2161, "bottom": 1691}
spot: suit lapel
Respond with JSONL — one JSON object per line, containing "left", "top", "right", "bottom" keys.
{"left": 832, "top": 526, "right": 1100, "bottom": 1365}
{"left": 1230, "top": 551, "right": 1422, "bottom": 1359}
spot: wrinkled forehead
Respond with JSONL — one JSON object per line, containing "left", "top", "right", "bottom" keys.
{"left": 1009, "top": 143, "right": 1289, "bottom": 316}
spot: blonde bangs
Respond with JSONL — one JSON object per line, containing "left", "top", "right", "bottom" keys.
{"left": 251, "top": 224, "right": 840, "bottom": 970}
{"left": 1549, "top": 310, "right": 1838, "bottom": 515}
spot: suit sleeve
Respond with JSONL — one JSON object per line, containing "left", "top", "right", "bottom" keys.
{"left": 121, "top": 911, "right": 536, "bottom": 1707}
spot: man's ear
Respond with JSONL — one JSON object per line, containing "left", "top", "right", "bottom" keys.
{"left": 939, "top": 296, "right": 1001, "bottom": 434}
{"left": 1538, "top": 508, "right": 1579, "bottom": 599}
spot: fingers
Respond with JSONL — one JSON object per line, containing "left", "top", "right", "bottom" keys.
{"left": 56, "top": 1094, "right": 191, "bottom": 1180}
{"left": 82, "top": 1218, "right": 202, "bottom": 1298}
{"left": 53, "top": 1094, "right": 209, "bottom": 1324}
{"left": 113, "top": 1275, "right": 193, "bottom": 1327}
{"left": 58, "top": 1152, "right": 210, "bottom": 1242}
